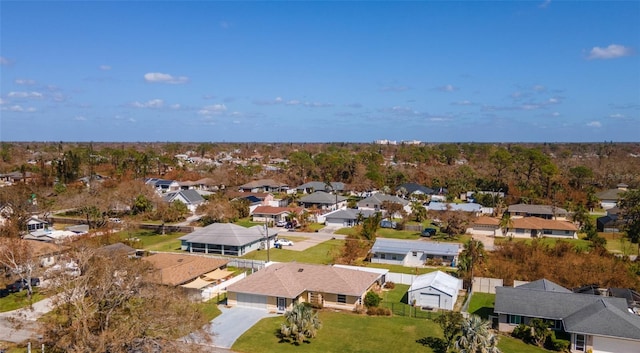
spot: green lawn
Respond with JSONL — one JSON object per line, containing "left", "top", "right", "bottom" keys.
{"left": 240, "top": 239, "right": 343, "bottom": 264}
{"left": 601, "top": 232, "right": 639, "bottom": 255}
{"left": 232, "top": 310, "right": 550, "bottom": 353}
{"left": 467, "top": 292, "right": 496, "bottom": 319}
{"left": 235, "top": 218, "right": 265, "bottom": 228}
{"left": 365, "top": 262, "right": 457, "bottom": 275}
{"left": 0, "top": 290, "right": 46, "bottom": 313}
{"left": 116, "top": 229, "right": 186, "bottom": 252}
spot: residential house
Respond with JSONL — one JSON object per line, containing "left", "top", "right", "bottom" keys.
{"left": 427, "top": 202, "right": 488, "bottom": 216}
{"left": 163, "top": 189, "right": 205, "bottom": 212}
{"left": 145, "top": 178, "right": 180, "bottom": 194}
{"left": 226, "top": 262, "right": 384, "bottom": 312}
{"left": 507, "top": 204, "right": 569, "bottom": 220}
{"left": 407, "top": 270, "right": 463, "bottom": 310}
{"left": 0, "top": 171, "right": 36, "bottom": 184}
{"left": 502, "top": 217, "right": 578, "bottom": 239}
{"left": 395, "top": 183, "right": 435, "bottom": 198}
{"left": 596, "top": 184, "right": 629, "bottom": 210}
{"left": 96, "top": 242, "right": 137, "bottom": 258}
{"left": 323, "top": 208, "right": 378, "bottom": 228}
{"left": 495, "top": 279, "right": 640, "bottom": 353}
{"left": 178, "top": 223, "right": 277, "bottom": 256}
{"left": 251, "top": 206, "right": 304, "bottom": 224}
{"left": 467, "top": 216, "right": 501, "bottom": 237}
{"left": 26, "top": 217, "right": 48, "bottom": 233}
{"left": 357, "top": 194, "right": 410, "bottom": 216}
{"left": 142, "top": 253, "right": 230, "bottom": 291}
{"left": 238, "top": 179, "right": 288, "bottom": 193}
{"left": 298, "top": 191, "right": 347, "bottom": 212}
{"left": 296, "top": 181, "right": 345, "bottom": 194}
{"left": 597, "top": 207, "right": 625, "bottom": 233}
{"left": 369, "top": 238, "right": 461, "bottom": 267}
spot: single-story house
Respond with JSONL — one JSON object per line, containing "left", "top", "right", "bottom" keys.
{"left": 96, "top": 242, "right": 137, "bottom": 258}
{"left": 597, "top": 207, "right": 625, "bottom": 233}
{"left": 226, "top": 262, "right": 384, "bottom": 312}
{"left": 142, "top": 252, "right": 230, "bottom": 287}
{"left": 596, "top": 184, "right": 629, "bottom": 210}
{"left": 495, "top": 279, "right": 640, "bottom": 353}
{"left": 323, "top": 208, "right": 378, "bottom": 227}
{"left": 178, "top": 223, "right": 277, "bottom": 256}
{"left": 27, "top": 217, "right": 49, "bottom": 233}
{"left": 427, "top": 202, "right": 489, "bottom": 216}
{"left": 163, "top": 189, "right": 205, "bottom": 212}
{"left": 395, "top": 183, "right": 435, "bottom": 197}
{"left": 145, "top": 178, "right": 180, "bottom": 193}
{"left": 507, "top": 204, "right": 568, "bottom": 220}
{"left": 238, "top": 179, "right": 288, "bottom": 193}
{"left": 369, "top": 238, "right": 461, "bottom": 267}
{"left": 298, "top": 191, "right": 347, "bottom": 212}
{"left": 296, "top": 181, "right": 345, "bottom": 194}
{"left": 407, "top": 270, "right": 463, "bottom": 311}
{"left": 251, "top": 206, "right": 304, "bottom": 224}
{"left": 467, "top": 216, "right": 501, "bottom": 237}
{"left": 503, "top": 217, "right": 578, "bottom": 239}
{"left": 357, "top": 194, "right": 410, "bottom": 213}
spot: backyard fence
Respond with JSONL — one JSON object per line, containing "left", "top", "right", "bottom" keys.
{"left": 402, "top": 224, "right": 423, "bottom": 232}
{"left": 471, "top": 277, "right": 503, "bottom": 294}
{"left": 381, "top": 302, "right": 439, "bottom": 320}
{"left": 386, "top": 272, "right": 417, "bottom": 285}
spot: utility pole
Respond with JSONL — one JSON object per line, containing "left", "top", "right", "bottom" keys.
{"left": 265, "top": 221, "right": 270, "bottom": 263}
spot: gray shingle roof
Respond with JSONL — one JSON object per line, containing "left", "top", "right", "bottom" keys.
{"left": 299, "top": 191, "right": 347, "bottom": 204}
{"left": 495, "top": 286, "right": 640, "bottom": 340}
{"left": 179, "top": 223, "right": 276, "bottom": 246}
{"left": 508, "top": 204, "right": 568, "bottom": 216}
{"left": 163, "top": 189, "right": 205, "bottom": 204}
{"left": 325, "top": 208, "right": 377, "bottom": 221}
{"left": 297, "top": 181, "right": 345, "bottom": 192}
{"left": 358, "top": 194, "right": 409, "bottom": 206}
{"left": 370, "top": 238, "right": 461, "bottom": 257}
{"left": 516, "top": 279, "right": 572, "bottom": 293}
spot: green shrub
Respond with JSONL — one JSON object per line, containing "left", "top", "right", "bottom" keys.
{"left": 364, "top": 291, "right": 382, "bottom": 308}
{"left": 545, "top": 331, "right": 570, "bottom": 352}
{"left": 384, "top": 281, "right": 396, "bottom": 289}
{"left": 512, "top": 323, "right": 532, "bottom": 342}
{"left": 366, "top": 307, "right": 392, "bottom": 316}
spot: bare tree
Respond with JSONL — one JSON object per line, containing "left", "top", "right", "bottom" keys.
{"left": 0, "top": 238, "right": 39, "bottom": 299}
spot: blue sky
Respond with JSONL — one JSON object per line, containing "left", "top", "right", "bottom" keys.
{"left": 1, "top": 1, "right": 639, "bottom": 142}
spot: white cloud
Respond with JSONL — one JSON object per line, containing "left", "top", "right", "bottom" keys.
{"left": 608, "top": 113, "right": 625, "bottom": 119}
{"left": 587, "top": 44, "right": 633, "bottom": 60}
{"left": 452, "top": 100, "right": 475, "bottom": 106}
{"left": 144, "top": 72, "right": 189, "bottom": 84}
{"left": 533, "top": 85, "right": 546, "bottom": 92}
{"left": 304, "top": 102, "right": 333, "bottom": 108}
{"left": 198, "top": 104, "right": 227, "bottom": 115}
{"left": 8, "top": 91, "right": 43, "bottom": 99}
{"left": 1, "top": 104, "right": 36, "bottom": 112}
{"left": 75, "top": 116, "right": 87, "bottom": 121}
{"left": 539, "top": 0, "right": 551, "bottom": 9}
{"left": 551, "top": 112, "right": 560, "bottom": 117}
{"left": 99, "top": 65, "right": 112, "bottom": 71}
{"left": 170, "top": 104, "right": 181, "bottom": 109}
{"left": 0, "top": 56, "right": 11, "bottom": 65}
{"left": 0, "top": 98, "right": 6, "bottom": 105}
{"left": 438, "top": 84, "right": 457, "bottom": 92}
{"left": 15, "top": 79, "right": 36, "bottom": 85}
{"left": 286, "top": 100, "right": 301, "bottom": 106}
{"left": 586, "top": 121, "right": 602, "bottom": 128}
{"left": 131, "top": 99, "right": 165, "bottom": 108}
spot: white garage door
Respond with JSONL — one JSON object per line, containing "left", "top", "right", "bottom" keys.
{"left": 419, "top": 293, "right": 440, "bottom": 308}
{"left": 592, "top": 335, "right": 640, "bottom": 353}
{"left": 236, "top": 293, "right": 267, "bottom": 310}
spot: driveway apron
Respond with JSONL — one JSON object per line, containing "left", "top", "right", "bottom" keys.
{"left": 208, "top": 306, "right": 277, "bottom": 349}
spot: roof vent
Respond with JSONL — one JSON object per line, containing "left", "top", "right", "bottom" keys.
{"left": 177, "top": 259, "right": 184, "bottom": 262}
{"left": 298, "top": 268, "right": 304, "bottom": 272}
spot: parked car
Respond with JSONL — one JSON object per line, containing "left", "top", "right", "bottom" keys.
{"left": 276, "top": 220, "right": 287, "bottom": 227}
{"left": 6, "top": 280, "right": 25, "bottom": 293}
{"left": 0, "top": 288, "right": 9, "bottom": 298}
{"left": 380, "top": 220, "right": 397, "bottom": 229}
{"left": 275, "top": 238, "right": 294, "bottom": 246}
{"left": 421, "top": 228, "right": 437, "bottom": 237}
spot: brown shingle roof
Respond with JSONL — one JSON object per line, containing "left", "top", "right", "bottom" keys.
{"left": 142, "top": 253, "right": 229, "bottom": 286}
{"left": 227, "top": 262, "right": 381, "bottom": 299}
{"left": 252, "top": 206, "right": 303, "bottom": 215}
{"left": 473, "top": 216, "right": 500, "bottom": 226}
{"left": 511, "top": 217, "right": 578, "bottom": 231}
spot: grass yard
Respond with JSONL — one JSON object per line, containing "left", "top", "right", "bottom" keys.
{"left": 232, "top": 310, "right": 550, "bottom": 353}
{"left": 235, "top": 218, "right": 265, "bottom": 228}
{"left": 467, "top": 292, "right": 496, "bottom": 320}
{"left": 240, "top": 239, "right": 343, "bottom": 264}
{"left": 116, "top": 229, "right": 186, "bottom": 252}
{"left": 0, "top": 290, "right": 46, "bottom": 313}
{"left": 365, "top": 262, "right": 456, "bottom": 275}
{"left": 494, "top": 236, "right": 592, "bottom": 251}
{"left": 601, "top": 232, "right": 639, "bottom": 255}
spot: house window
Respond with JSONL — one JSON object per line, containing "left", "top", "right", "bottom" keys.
{"left": 337, "top": 294, "right": 346, "bottom": 304}
{"left": 508, "top": 315, "right": 523, "bottom": 325}
{"left": 574, "top": 334, "right": 586, "bottom": 352}
{"left": 391, "top": 255, "right": 397, "bottom": 260}
{"left": 412, "top": 251, "right": 418, "bottom": 257}
{"left": 543, "top": 229, "right": 552, "bottom": 235}
{"left": 516, "top": 228, "right": 525, "bottom": 234}
{"left": 380, "top": 254, "right": 386, "bottom": 259}
{"left": 564, "top": 230, "right": 570, "bottom": 235}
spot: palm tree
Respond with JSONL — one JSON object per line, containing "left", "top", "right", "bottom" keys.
{"left": 410, "top": 201, "right": 427, "bottom": 222}
{"left": 280, "top": 303, "right": 322, "bottom": 345}
{"left": 455, "top": 315, "right": 501, "bottom": 353}
{"left": 498, "top": 212, "right": 513, "bottom": 237}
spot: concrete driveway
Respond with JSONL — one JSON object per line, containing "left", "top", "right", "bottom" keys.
{"left": 0, "top": 296, "right": 56, "bottom": 343}
{"left": 202, "top": 306, "right": 277, "bottom": 349}
{"left": 277, "top": 231, "right": 345, "bottom": 251}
